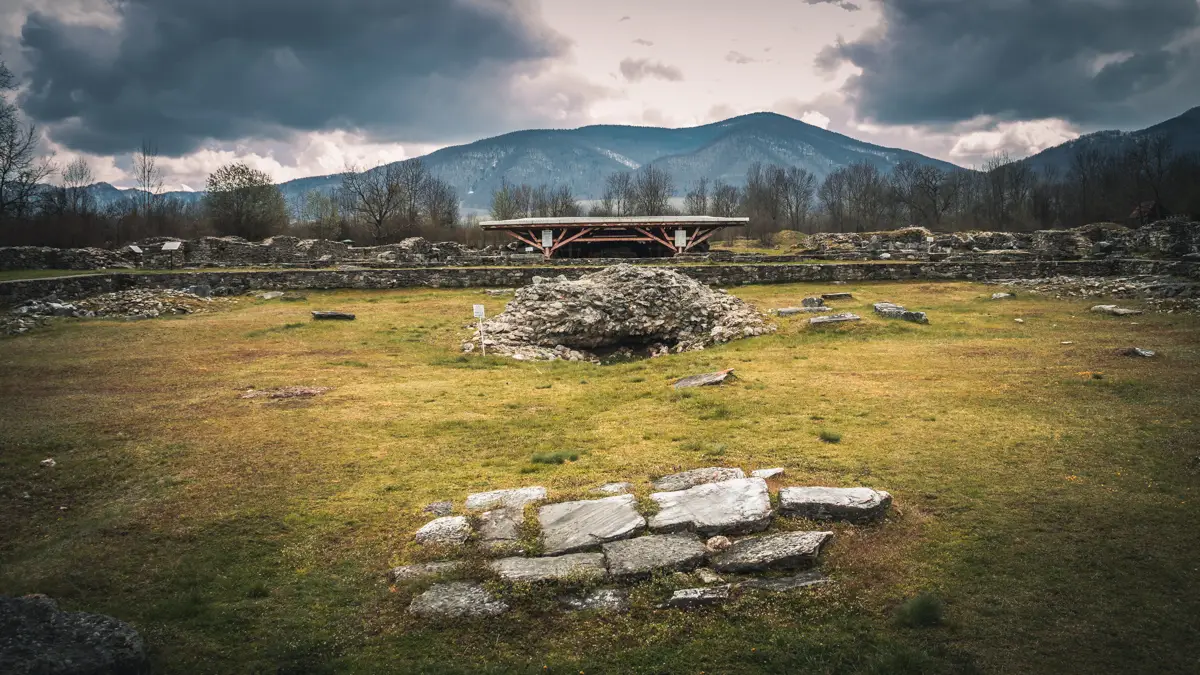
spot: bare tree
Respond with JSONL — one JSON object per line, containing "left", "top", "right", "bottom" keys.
{"left": 490, "top": 179, "right": 521, "bottom": 220}
{"left": 684, "top": 177, "right": 709, "bottom": 215}
{"left": 394, "top": 159, "right": 428, "bottom": 231}
{"left": 62, "top": 157, "right": 95, "bottom": 216}
{"left": 783, "top": 167, "right": 817, "bottom": 231}
{"left": 602, "top": 171, "right": 635, "bottom": 216}
{"left": 632, "top": 164, "right": 673, "bottom": 216}
{"left": 709, "top": 180, "right": 741, "bottom": 218}
{"left": 203, "top": 162, "right": 288, "bottom": 240}
{"left": 133, "top": 140, "right": 163, "bottom": 220}
{"left": 298, "top": 188, "right": 343, "bottom": 240}
{"left": 0, "top": 60, "right": 53, "bottom": 223}
{"left": 421, "top": 176, "right": 459, "bottom": 228}
{"left": 339, "top": 163, "right": 403, "bottom": 243}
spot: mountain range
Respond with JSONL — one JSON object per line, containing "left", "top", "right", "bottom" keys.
{"left": 83, "top": 106, "right": 1200, "bottom": 212}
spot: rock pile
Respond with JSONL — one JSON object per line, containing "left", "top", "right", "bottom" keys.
{"left": 0, "top": 595, "right": 148, "bottom": 674}
{"left": 873, "top": 302, "right": 929, "bottom": 324}
{"left": 393, "top": 468, "right": 893, "bottom": 619}
{"left": 989, "top": 275, "right": 1200, "bottom": 313}
{"left": 463, "top": 264, "right": 775, "bottom": 362}
{"left": 3, "top": 289, "right": 232, "bottom": 335}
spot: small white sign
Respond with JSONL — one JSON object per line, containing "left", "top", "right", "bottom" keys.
{"left": 524, "top": 246, "right": 534, "bottom": 252}
{"left": 541, "top": 229, "right": 553, "bottom": 248}
{"left": 675, "top": 228, "right": 688, "bottom": 248}
{"left": 473, "top": 304, "right": 485, "bottom": 319}
{"left": 926, "top": 236, "right": 935, "bottom": 243}
{"left": 162, "top": 241, "right": 181, "bottom": 251}
{"left": 128, "top": 245, "right": 143, "bottom": 254}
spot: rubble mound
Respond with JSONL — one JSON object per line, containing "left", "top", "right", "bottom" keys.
{"left": 4, "top": 289, "right": 234, "bottom": 335}
{"left": 989, "top": 275, "right": 1200, "bottom": 313}
{"left": 464, "top": 264, "right": 774, "bottom": 362}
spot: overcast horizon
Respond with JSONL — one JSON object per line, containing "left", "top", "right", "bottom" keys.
{"left": 3, "top": 0, "right": 1199, "bottom": 191}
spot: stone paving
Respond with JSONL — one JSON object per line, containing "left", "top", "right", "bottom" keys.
{"left": 399, "top": 469, "right": 894, "bottom": 618}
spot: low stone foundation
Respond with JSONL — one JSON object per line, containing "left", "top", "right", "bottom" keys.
{"left": 1, "top": 259, "right": 1195, "bottom": 307}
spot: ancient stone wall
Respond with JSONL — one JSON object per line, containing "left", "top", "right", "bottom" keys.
{"left": 2, "top": 259, "right": 1194, "bottom": 306}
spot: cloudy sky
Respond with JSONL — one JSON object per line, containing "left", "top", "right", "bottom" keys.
{"left": 3, "top": 0, "right": 1199, "bottom": 191}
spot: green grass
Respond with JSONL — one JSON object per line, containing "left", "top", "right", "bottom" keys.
{"left": 819, "top": 429, "right": 844, "bottom": 443}
{"left": 530, "top": 451, "right": 579, "bottom": 465}
{"left": 1, "top": 280, "right": 1198, "bottom": 673}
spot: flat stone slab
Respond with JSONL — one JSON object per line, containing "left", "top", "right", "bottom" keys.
{"left": 603, "top": 533, "right": 708, "bottom": 578}
{"left": 779, "top": 487, "right": 893, "bottom": 522}
{"left": 539, "top": 494, "right": 646, "bottom": 555}
{"left": 652, "top": 467, "right": 746, "bottom": 492}
{"left": 593, "top": 482, "right": 633, "bottom": 495}
{"left": 311, "top": 310, "right": 355, "bottom": 320}
{"left": 821, "top": 293, "right": 854, "bottom": 300}
{"left": 873, "top": 302, "right": 929, "bottom": 324}
{"left": 710, "top": 531, "right": 834, "bottom": 573}
{"left": 560, "top": 588, "right": 629, "bottom": 612}
{"left": 1091, "top": 304, "right": 1143, "bottom": 316}
{"left": 739, "top": 570, "right": 832, "bottom": 592}
{"left": 414, "top": 516, "right": 472, "bottom": 545}
{"left": 809, "top": 313, "right": 861, "bottom": 325}
{"left": 478, "top": 508, "right": 524, "bottom": 550}
{"left": 991, "top": 292, "right": 1015, "bottom": 299}
{"left": 750, "top": 468, "right": 784, "bottom": 479}
{"left": 422, "top": 501, "right": 453, "bottom": 516}
{"left": 408, "top": 582, "right": 508, "bottom": 618}
{"left": 663, "top": 585, "right": 732, "bottom": 609}
{"left": 388, "top": 561, "right": 463, "bottom": 583}
{"left": 0, "top": 595, "right": 148, "bottom": 675}
{"left": 801, "top": 297, "right": 825, "bottom": 307}
{"left": 1119, "top": 347, "right": 1156, "bottom": 357}
{"left": 489, "top": 553, "right": 607, "bottom": 583}
{"left": 673, "top": 369, "right": 735, "bottom": 389}
{"left": 649, "top": 478, "right": 772, "bottom": 536}
{"left": 778, "top": 307, "right": 831, "bottom": 316}
{"left": 465, "top": 486, "right": 547, "bottom": 511}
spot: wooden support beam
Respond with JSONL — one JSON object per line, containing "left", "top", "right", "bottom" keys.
{"left": 549, "top": 227, "right": 594, "bottom": 254}
{"left": 635, "top": 227, "right": 677, "bottom": 253}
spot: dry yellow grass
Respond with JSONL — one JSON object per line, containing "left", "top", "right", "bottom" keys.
{"left": 1, "top": 281, "right": 1198, "bottom": 674}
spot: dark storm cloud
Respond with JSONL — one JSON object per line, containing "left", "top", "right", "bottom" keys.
{"left": 619, "top": 58, "right": 683, "bottom": 82}
{"left": 817, "top": 0, "right": 1200, "bottom": 129}
{"left": 804, "top": 0, "right": 861, "bottom": 11}
{"left": 16, "top": 0, "right": 577, "bottom": 155}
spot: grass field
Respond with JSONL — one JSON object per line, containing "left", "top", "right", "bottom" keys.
{"left": 1, "top": 281, "right": 1198, "bottom": 674}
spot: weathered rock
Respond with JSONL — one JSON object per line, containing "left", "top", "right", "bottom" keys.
{"left": 663, "top": 585, "right": 732, "bottom": 609}
{"left": 1091, "top": 304, "right": 1144, "bottom": 316}
{"left": 593, "top": 482, "right": 633, "bottom": 495}
{"left": 240, "top": 386, "right": 330, "bottom": 399}
{"left": 710, "top": 531, "right": 834, "bottom": 573}
{"left": 260, "top": 291, "right": 285, "bottom": 300}
{"left": 408, "top": 582, "right": 508, "bottom": 618}
{"left": 802, "top": 297, "right": 825, "bottom": 308}
{"left": 673, "top": 369, "right": 736, "bottom": 389}
{"left": 809, "top": 313, "right": 861, "bottom": 325}
{"left": 821, "top": 292, "right": 854, "bottom": 300}
{"left": 39, "top": 458, "right": 56, "bottom": 468}
{"left": 1118, "top": 347, "right": 1156, "bottom": 357}
{"left": 311, "top": 310, "right": 355, "bottom": 320}
{"left": 652, "top": 467, "right": 746, "bottom": 492}
{"left": 538, "top": 494, "right": 646, "bottom": 555}
{"left": 602, "top": 533, "right": 708, "bottom": 578}
{"left": 478, "top": 508, "right": 524, "bottom": 551}
{"left": 465, "top": 264, "right": 776, "bottom": 362}
{"left": 423, "top": 501, "right": 454, "bottom": 517}
{"left": 750, "top": 468, "right": 784, "bottom": 479}
{"left": 649, "top": 478, "right": 772, "bottom": 536}
{"left": 695, "top": 568, "right": 724, "bottom": 585}
{"left": 388, "top": 561, "right": 463, "bottom": 583}
{"left": 739, "top": 569, "right": 832, "bottom": 592}
{"left": 705, "top": 536, "right": 732, "bottom": 553}
{"left": 873, "top": 302, "right": 929, "bottom": 324}
{"left": 489, "top": 553, "right": 607, "bottom": 583}
{"left": 0, "top": 595, "right": 148, "bottom": 675}
{"left": 779, "top": 487, "right": 893, "bottom": 522}
{"left": 991, "top": 292, "right": 1015, "bottom": 299}
{"left": 559, "top": 588, "right": 629, "bottom": 612}
{"left": 414, "top": 516, "right": 472, "bottom": 545}
{"left": 465, "top": 486, "right": 547, "bottom": 512}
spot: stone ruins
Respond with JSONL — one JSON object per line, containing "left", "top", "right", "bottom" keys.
{"left": 391, "top": 467, "right": 893, "bottom": 618}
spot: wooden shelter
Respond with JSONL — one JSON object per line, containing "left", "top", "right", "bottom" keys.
{"left": 480, "top": 216, "right": 748, "bottom": 259}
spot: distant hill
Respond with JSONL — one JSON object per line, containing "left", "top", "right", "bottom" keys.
{"left": 1022, "top": 105, "right": 1200, "bottom": 172}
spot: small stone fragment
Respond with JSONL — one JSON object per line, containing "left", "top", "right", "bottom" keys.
{"left": 673, "top": 369, "right": 736, "bottom": 389}
{"left": 801, "top": 297, "right": 825, "bottom": 308}
{"left": 260, "top": 291, "right": 284, "bottom": 300}
{"left": 423, "top": 501, "right": 453, "bottom": 516}
{"left": 705, "top": 536, "right": 733, "bottom": 553}
{"left": 408, "top": 582, "right": 508, "bottom": 618}
{"left": 1014, "top": 318, "right": 1025, "bottom": 323}
{"left": 649, "top": 477, "right": 772, "bottom": 536}
{"left": 488, "top": 553, "right": 607, "bottom": 583}
{"left": 652, "top": 467, "right": 746, "bottom": 492}
{"left": 388, "top": 561, "right": 462, "bottom": 583}
{"left": 991, "top": 292, "right": 1015, "bottom": 300}
{"left": 602, "top": 533, "right": 708, "bottom": 578}
{"left": 663, "top": 585, "right": 732, "bottom": 609}
{"left": 710, "top": 531, "right": 834, "bottom": 573}
{"left": 465, "top": 486, "right": 547, "bottom": 511}
{"left": 695, "top": 568, "right": 724, "bottom": 585}
{"left": 809, "top": 313, "right": 861, "bottom": 326}
{"left": 1118, "top": 347, "right": 1156, "bottom": 358}
{"left": 538, "top": 494, "right": 646, "bottom": 555}
{"left": 414, "top": 515, "right": 472, "bottom": 545}
{"left": 739, "top": 569, "right": 831, "bottom": 592}
{"left": 779, "top": 487, "right": 892, "bottom": 523}
{"left": 1091, "top": 304, "right": 1143, "bottom": 316}
{"left": 560, "top": 588, "right": 629, "bottom": 612}
{"left": 821, "top": 293, "right": 854, "bottom": 300}
{"left": 593, "top": 482, "right": 633, "bottom": 495}
{"left": 311, "top": 311, "right": 355, "bottom": 320}
{"left": 750, "top": 468, "right": 784, "bottom": 479}
{"left": 40, "top": 458, "right": 56, "bottom": 468}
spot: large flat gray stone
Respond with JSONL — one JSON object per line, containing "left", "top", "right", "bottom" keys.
{"left": 673, "top": 369, "right": 736, "bottom": 389}
{"left": 649, "top": 478, "right": 772, "bottom": 536}
{"left": 538, "top": 494, "right": 646, "bottom": 555}
{"left": 478, "top": 508, "right": 524, "bottom": 551}
{"left": 602, "top": 533, "right": 708, "bottom": 578}
{"left": 739, "top": 570, "right": 832, "bottom": 592}
{"left": 465, "top": 486, "right": 547, "bottom": 511}
{"left": 559, "top": 588, "right": 629, "bottom": 612}
{"left": 663, "top": 585, "right": 732, "bottom": 609}
{"left": 652, "top": 467, "right": 746, "bottom": 492}
{"left": 751, "top": 468, "right": 785, "bottom": 479}
{"left": 779, "top": 487, "right": 892, "bottom": 522}
{"left": 809, "top": 313, "right": 861, "bottom": 325}
{"left": 489, "top": 553, "right": 607, "bottom": 583}
{"left": 710, "top": 531, "right": 834, "bottom": 573}
{"left": 388, "top": 561, "right": 462, "bottom": 583}
{"left": 408, "top": 582, "right": 508, "bottom": 618}
{"left": 414, "top": 515, "right": 472, "bottom": 545}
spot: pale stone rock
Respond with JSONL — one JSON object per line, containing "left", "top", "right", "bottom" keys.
{"left": 1091, "top": 304, "right": 1143, "bottom": 316}
{"left": 560, "top": 588, "right": 629, "bottom": 612}
{"left": 478, "top": 508, "right": 524, "bottom": 551}
{"left": 652, "top": 467, "right": 746, "bottom": 492}
{"left": 705, "top": 536, "right": 733, "bottom": 553}
{"left": 663, "top": 585, "right": 732, "bottom": 609}
{"left": 750, "top": 468, "right": 784, "bottom": 479}
{"left": 414, "top": 516, "right": 472, "bottom": 545}
{"left": 489, "top": 553, "right": 606, "bottom": 583}
{"left": 695, "top": 568, "right": 724, "bottom": 585}
{"left": 408, "top": 582, "right": 508, "bottom": 618}
{"left": 649, "top": 478, "right": 772, "bottom": 536}
{"left": 593, "top": 482, "right": 633, "bottom": 495}
{"left": 388, "top": 561, "right": 462, "bottom": 583}
{"left": 602, "top": 533, "right": 707, "bottom": 578}
{"left": 710, "top": 531, "right": 834, "bottom": 573}
{"left": 779, "top": 487, "right": 893, "bottom": 522}
{"left": 809, "top": 313, "right": 861, "bottom": 325}
{"left": 673, "top": 369, "right": 736, "bottom": 389}
{"left": 465, "top": 486, "right": 547, "bottom": 512}
{"left": 538, "top": 494, "right": 646, "bottom": 555}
